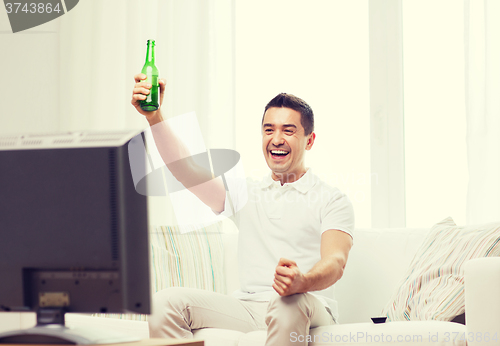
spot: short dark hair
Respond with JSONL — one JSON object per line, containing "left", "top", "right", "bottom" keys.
{"left": 262, "top": 93, "right": 314, "bottom": 135}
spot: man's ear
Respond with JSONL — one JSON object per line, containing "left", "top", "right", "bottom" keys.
{"left": 306, "top": 132, "right": 316, "bottom": 150}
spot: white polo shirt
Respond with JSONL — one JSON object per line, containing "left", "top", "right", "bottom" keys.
{"left": 222, "top": 168, "right": 354, "bottom": 321}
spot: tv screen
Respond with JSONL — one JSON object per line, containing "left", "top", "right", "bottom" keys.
{"left": 0, "top": 130, "right": 150, "bottom": 343}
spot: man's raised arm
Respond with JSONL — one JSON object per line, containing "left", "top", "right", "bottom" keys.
{"left": 131, "top": 73, "right": 226, "bottom": 213}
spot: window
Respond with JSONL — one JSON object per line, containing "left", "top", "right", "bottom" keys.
{"left": 233, "top": 0, "right": 467, "bottom": 228}
{"left": 403, "top": 0, "right": 468, "bottom": 227}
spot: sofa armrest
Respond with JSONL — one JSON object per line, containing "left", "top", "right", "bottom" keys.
{"left": 464, "top": 257, "right": 500, "bottom": 346}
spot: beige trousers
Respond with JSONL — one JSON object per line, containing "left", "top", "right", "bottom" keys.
{"left": 148, "top": 287, "right": 335, "bottom": 346}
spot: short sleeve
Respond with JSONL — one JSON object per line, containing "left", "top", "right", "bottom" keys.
{"left": 320, "top": 190, "right": 355, "bottom": 239}
{"left": 215, "top": 175, "right": 248, "bottom": 219}
{"left": 211, "top": 158, "right": 248, "bottom": 219}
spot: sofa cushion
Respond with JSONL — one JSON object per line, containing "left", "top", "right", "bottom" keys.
{"left": 150, "top": 223, "right": 226, "bottom": 294}
{"left": 382, "top": 217, "right": 500, "bottom": 321}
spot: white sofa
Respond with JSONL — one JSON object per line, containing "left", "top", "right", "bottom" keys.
{"left": 2, "top": 226, "right": 500, "bottom": 346}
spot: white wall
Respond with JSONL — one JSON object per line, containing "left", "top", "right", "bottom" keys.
{"left": 0, "top": 10, "right": 59, "bottom": 135}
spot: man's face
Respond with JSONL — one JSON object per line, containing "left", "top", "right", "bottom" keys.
{"left": 262, "top": 107, "right": 315, "bottom": 183}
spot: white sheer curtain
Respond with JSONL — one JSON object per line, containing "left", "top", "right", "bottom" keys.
{"left": 464, "top": 0, "right": 500, "bottom": 224}
{"left": 58, "top": 0, "right": 234, "bottom": 225}
{"left": 58, "top": 0, "right": 234, "bottom": 149}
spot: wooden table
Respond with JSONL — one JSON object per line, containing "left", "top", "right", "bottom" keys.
{"left": 110, "top": 339, "right": 203, "bottom": 346}
{"left": 0, "top": 339, "right": 203, "bottom": 346}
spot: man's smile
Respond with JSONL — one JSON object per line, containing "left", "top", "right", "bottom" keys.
{"left": 269, "top": 149, "right": 290, "bottom": 160}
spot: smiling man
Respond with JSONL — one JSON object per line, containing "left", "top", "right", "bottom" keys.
{"left": 132, "top": 78, "right": 354, "bottom": 346}
{"left": 263, "top": 105, "right": 313, "bottom": 183}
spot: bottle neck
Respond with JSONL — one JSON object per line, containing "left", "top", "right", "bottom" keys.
{"left": 145, "top": 42, "right": 155, "bottom": 63}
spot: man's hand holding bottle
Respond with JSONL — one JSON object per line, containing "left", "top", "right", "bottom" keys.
{"left": 131, "top": 73, "right": 167, "bottom": 124}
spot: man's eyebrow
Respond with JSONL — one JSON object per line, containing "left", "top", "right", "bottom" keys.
{"left": 262, "top": 123, "right": 297, "bottom": 128}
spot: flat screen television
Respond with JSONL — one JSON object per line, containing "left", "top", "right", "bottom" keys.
{"left": 0, "top": 130, "right": 150, "bottom": 344}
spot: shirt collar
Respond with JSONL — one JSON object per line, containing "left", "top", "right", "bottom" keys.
{"left": 260, "top": 168, "right": 317, "bottom": 193}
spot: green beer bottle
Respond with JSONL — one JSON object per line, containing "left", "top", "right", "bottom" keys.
{"left": 140, "top": 40, "right": 160, "bottom": 112}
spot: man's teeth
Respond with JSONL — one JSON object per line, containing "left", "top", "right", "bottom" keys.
{"left": 271, "top": 150, "right": 289, "bottom": 155}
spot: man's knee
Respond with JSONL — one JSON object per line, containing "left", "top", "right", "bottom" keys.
{"left": 265, "top": 293, "right": 312, "bottom": 327}
{"left": 149, "top": 287, "right": 191, "bottom": 327}
{"left": 149, "top": 287, "right": 200, "bottom": 339}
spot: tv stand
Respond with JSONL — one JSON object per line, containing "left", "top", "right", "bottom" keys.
{"left": 0, "top": 308, "right": 141, "bottom": 344}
